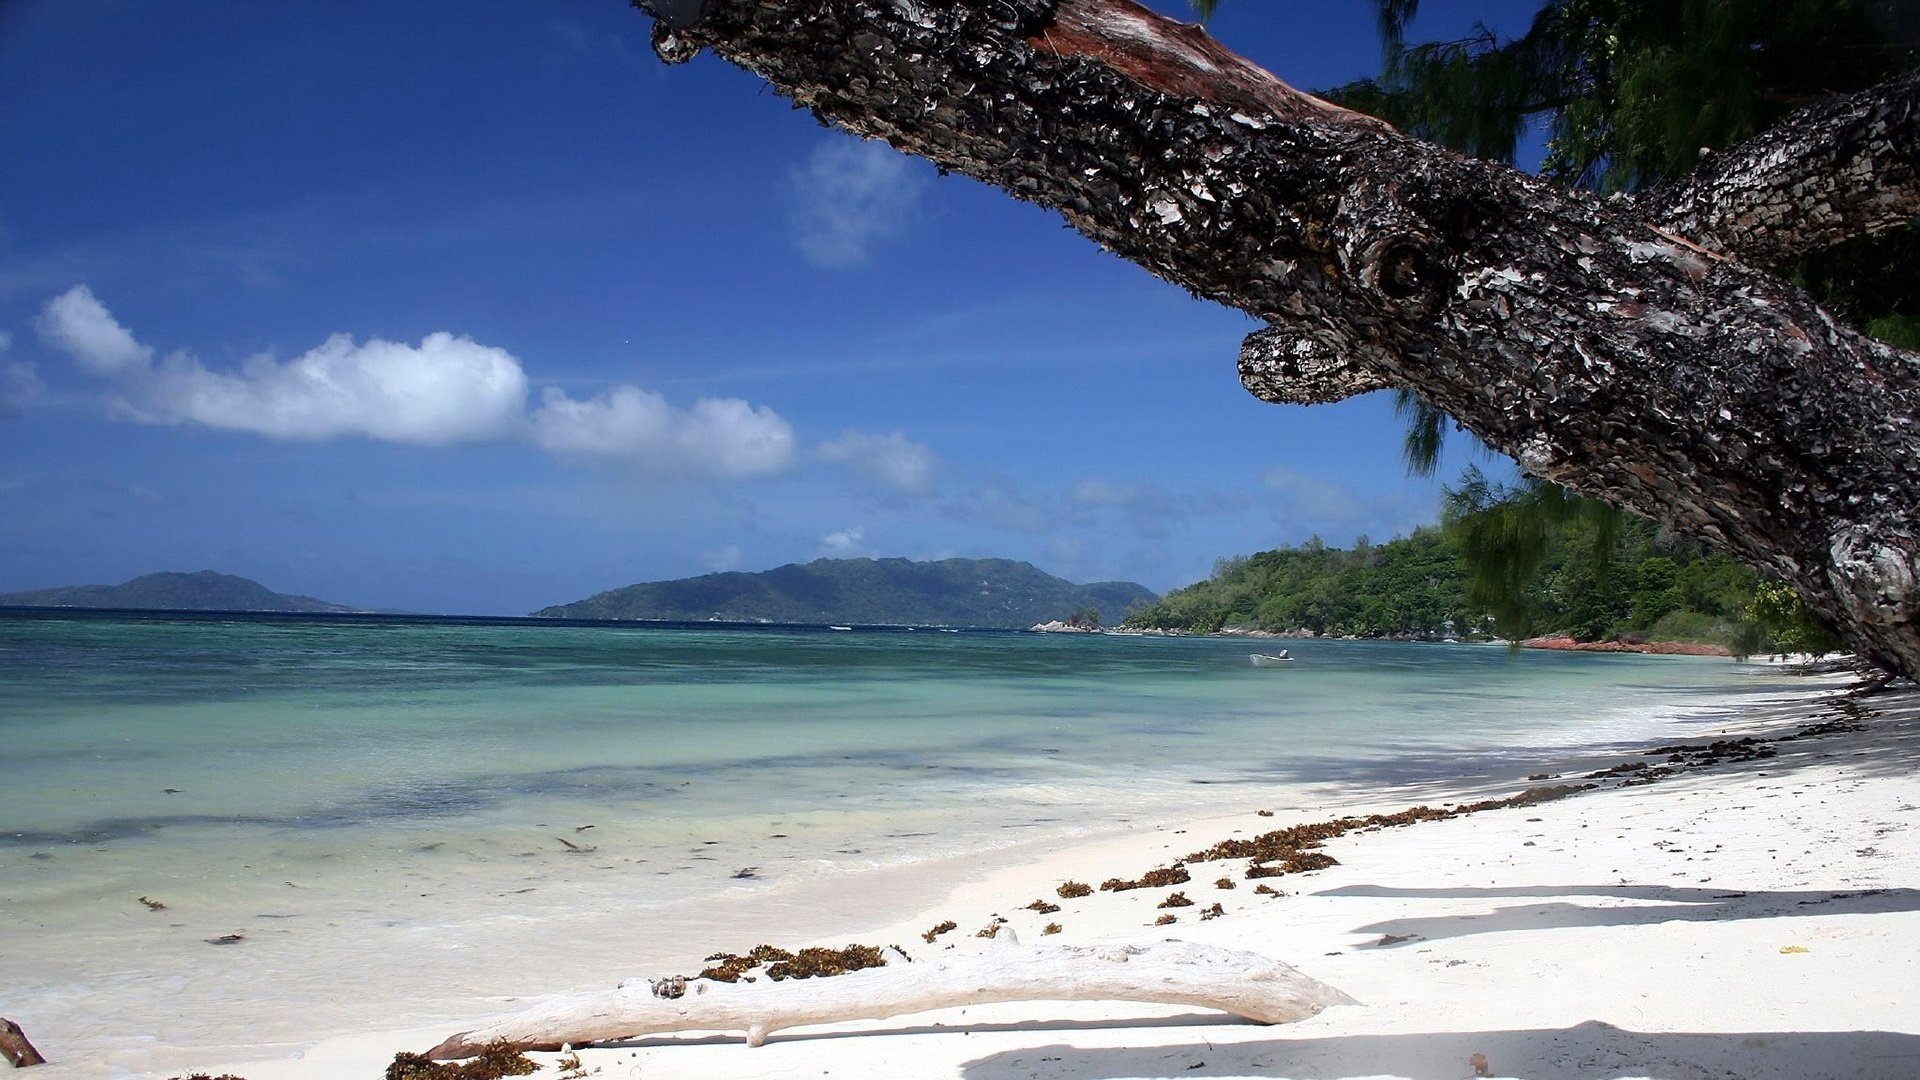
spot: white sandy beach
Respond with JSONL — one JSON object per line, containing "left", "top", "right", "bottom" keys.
{"left": 87, "top": 668, "right": 1918, "bottom": 1080}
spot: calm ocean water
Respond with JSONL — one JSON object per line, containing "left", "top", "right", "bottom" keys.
{"left": 0, "top": 610, "right": 1810, "bottom": 1074}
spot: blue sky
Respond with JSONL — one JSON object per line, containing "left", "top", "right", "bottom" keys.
{"left": 0, "top": 1, "right": 1539, "bottom": 614}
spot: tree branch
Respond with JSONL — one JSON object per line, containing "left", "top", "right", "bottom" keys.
{"left": 633, "top": 0, "right": 1920, "bottom": 679}
{"left": 1643, "top": 69, "right": 1920, "bottom": 268}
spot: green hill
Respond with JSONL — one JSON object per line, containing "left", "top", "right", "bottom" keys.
{"left": 0, "top": 570, "right": 354, "bottom": 613}
{"left": 534, "top": 557, "right": 1155, "bottom": 628}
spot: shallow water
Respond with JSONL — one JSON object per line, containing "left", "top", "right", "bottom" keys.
{"left": 0, "top": 611, "right": 1807, "bottom": 1074}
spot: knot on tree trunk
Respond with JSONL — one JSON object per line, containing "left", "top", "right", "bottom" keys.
{"left": 1239, "top": 324, "right": 1394, "bottom": 405}
{"left": 1827, "top": 525, "right": 1920, "bottom": 673}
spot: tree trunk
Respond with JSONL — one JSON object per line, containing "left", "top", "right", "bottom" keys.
{"left": 633, "top": 0, "right": 1920, "bottom": 679}
{"left": 427, "top": 935, "right": 1353, "bottom": 1058}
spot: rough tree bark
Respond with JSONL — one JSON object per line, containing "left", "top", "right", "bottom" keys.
{"left": 632, "top": 0, "right": 1920, "bottom": 679}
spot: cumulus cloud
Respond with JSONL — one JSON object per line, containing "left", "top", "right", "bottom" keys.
{"left": 130, "top": 332, "right": 530, "bottom": 445}
{"left": 37, "top": 285, "right": 153, "bottom": 374}
{"left": 38, "top": 286, "right": 809, "bottom": 479}
{"left": 789, "top": 138, "right": 927, "bottom": 268}
{"left": 817, "top": 527, "right": 872, "bottom": 559}
{"left": 531, "top": 386, "right": 797, "bottom": 478}
{"left": 817, "top": 429, "right": 936, "bottom": 494}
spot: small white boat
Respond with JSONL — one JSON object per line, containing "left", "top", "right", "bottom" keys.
{"left": 1249, "top": 651, "right": 1293, "bottom": 667}
{"left": 829, "top": 625, "right": 853, "bottom": 631}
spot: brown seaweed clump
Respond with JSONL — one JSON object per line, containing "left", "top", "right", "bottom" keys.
{"left": 921, "top": 920, "right": 958, "bottom": 943}
{"left": 1025, "top": 899, "right": 1062, "bottom": 914}
{"left": 1042, "top": 922, "right": 1062, "bottom": 935}
{"left": 1056, "top": 880, "right": 1093, "bottom": 898}
{"left": 699, "top": 943, "right": 893, "bottom": 983}
{"left": 1199, "top": 902, "right": 1226, "bottom": 921}
{"left": 386, "top": 1041, "right": 538, "bottom": 1079}
{"left": 1100, "top": 865, "right": 1189, "bottom": 892}
{"left": 1214, "top": 877, "right": 1236, "bottom": 890}
{"left": 1153, "top": 913, "right": 1177, "bottom": 926}
{"left": 1254, "top": 883, "right": 1282, "bottom": 896}
{"left": 1157, "top": 891, "right": 1193, "bottom": 909}
{"left": 1185, "top": 787, "right": 1596, "bottom": 882}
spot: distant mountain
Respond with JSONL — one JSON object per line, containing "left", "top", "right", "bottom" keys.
{"left": 0, "top": 571, "right": 355, "bottom": 614}
{"left": 533, "top": 557, "right": 1156, "bottom": 628}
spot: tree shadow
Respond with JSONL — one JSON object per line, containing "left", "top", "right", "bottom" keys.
{"left": 1318, "top": 883, "right": 1920, "bottom": 945}
{"left": 959, "top": 1020, "right": 1920, "bottom": 1079}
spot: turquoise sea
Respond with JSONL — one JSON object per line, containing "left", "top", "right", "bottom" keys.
{"left": 0, "top": 610, "right": 1811, "bottom": 1074}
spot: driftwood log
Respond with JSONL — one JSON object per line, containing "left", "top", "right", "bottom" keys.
{"left": 631, "top": 0, "right": 1920, "bottom": 681}
{"left": 427, "top": 934, "right": 1353, "bottom": 1058}
{"left": 0, "top": 1018, "right": 45, "bottom": 1069}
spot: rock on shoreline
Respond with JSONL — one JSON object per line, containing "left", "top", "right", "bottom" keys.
{"left": 1521, "top": 635, "right": 1733, "bottom": 657}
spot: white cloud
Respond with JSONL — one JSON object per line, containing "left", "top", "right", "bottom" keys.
{"left": 133, "top": 332, "right": 529, "bottom": 445}
{"left": 37, "top": 285, "right": 153, "bottom": 374}
{"left": 531, "top": 386, "right": 797, "bottom": 478}
{"left": 817, "top": 429, "right": 936, "bottom": 494}
{"left": 39, "top": 286, "right": 806, "bottom": 480}
{"left": 817, "top": 527, "right": 871, "bottom": 559}
{"left": 789, "top": 138, "right": 926, "bottom": 268}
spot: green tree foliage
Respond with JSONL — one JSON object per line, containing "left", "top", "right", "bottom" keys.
{"left": 1125, "top": 515, "right": 1800, "bottom": 651}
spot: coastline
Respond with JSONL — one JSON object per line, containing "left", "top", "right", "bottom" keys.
{"left": 122, "top": 668, "right": 1920, "bottom": 1080}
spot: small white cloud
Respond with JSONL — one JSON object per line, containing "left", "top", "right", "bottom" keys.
{"left": 38, "top": 285, "right": 153, "bottom": 375}
{"left": 789, "top": 138, "right": 926, "bottom": 268}
{"left": 817, "top": 527, "right": 871, "bottom": 559}
{"left": 703, "top": 544, "right": 743, "bottom": 572}
{"left": 1071, "top": 477, "right": 1145, "bottom": 506}
{"left": 817, "top": 429, "right": 936, "bottom": 494}
{"left": 1, "top": 362, "right": 41, "bottom": 418}
{"left": 133, "top": 332, "right": 529, "bottom": 445}
{"left": 531, "top": 386, "right": 797, "bottom": 478}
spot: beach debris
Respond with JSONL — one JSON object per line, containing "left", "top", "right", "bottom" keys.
{"left": 1470, "top": 1051, "right": 1493, "bottom": 1077}
{"left": 1199, "top": 903, "right": 1226, "bottom": 921}
{"left": 204, "top": 933, "right": 246, "bottom": 946}
{"left": 1256, "top": 809, "right": 1274, "bottom": 816}
{"left": 1100, "top": 865, "right": 1189, "bottom": 892}
{"left": 1254, "top": 884, "right": 1282, "bottom": 896}
{"left": 1025, "top": 899, "right": 1061, "bottom": 914}
{"left": 1, "top": 1017, "right": 47, "bottom": 1068}
{"left": 731, "top": 867, "right": 758, "bottom": 879}
{"left": 1158, "top": 892, "right": 1193, "bottom": 909}
{"left": 1183, "top": 786, "right": 1596, "bottom": 883}
{"left": 137, "top": 895, "right": 167, "bottom": 911}
{"left": 574, "top": 824, "right": 595, "bottom": 832}
{"left": 1780, "top": 945, "right": 1811, "bottom": 954}
{"left": 427, "top": 936, "right": 1354, "bottom": 1057}
{"left": 1214, "top": 877, "right": 1235, "bottom": 890}
{"left": 1376, "top": 933, "right": 1419, "bottom": 946}
{"left": 388, "top": 1040, "right": 538, "bottom": 1078}
{"left": 1056, "top": 880, "right": 1093, "bottom": 899}
{"left": 921, "top": 920, "right": 958, "bottom": 943}
{"left": 1041, "top": 923, "right": 1062, "bottom": 935}
{"left": 555, "top": 836, "right": 597, "bottom": 855}
{"left": 161, "top": 788, "right": 183, "bottom": 794}
{"left": 649, "top": 976, "right": 686, "bottom": 1000}
{"left": 1154, "top": 914, "right": 1178, "bottom": 925}
{"left": 975, "top": 917, "right": 1009, "bottom": 939}
{"left": 699, "top": 944, "right": 893, "bottom": 983}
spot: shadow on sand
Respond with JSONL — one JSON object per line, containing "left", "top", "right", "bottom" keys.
{"left": 959, "top": 1020, "right": 1920, "bottom": 1079}
{"left": 1316, "top": 882, "right": 1920, "bottom": 944}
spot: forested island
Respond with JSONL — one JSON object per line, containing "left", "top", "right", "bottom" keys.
{"left": 535, "top": 557, "right": 1154, "bottom": 628}
{"left": 1125, "top": 512, "right": 1832, "bottom": 654}
{"left": 0, "top": 571, "right": 353, "bottom": 614}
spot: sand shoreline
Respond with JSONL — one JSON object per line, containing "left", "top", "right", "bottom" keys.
{"left": 91, "top": 666, "right": 1920, "bottom": 1080}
